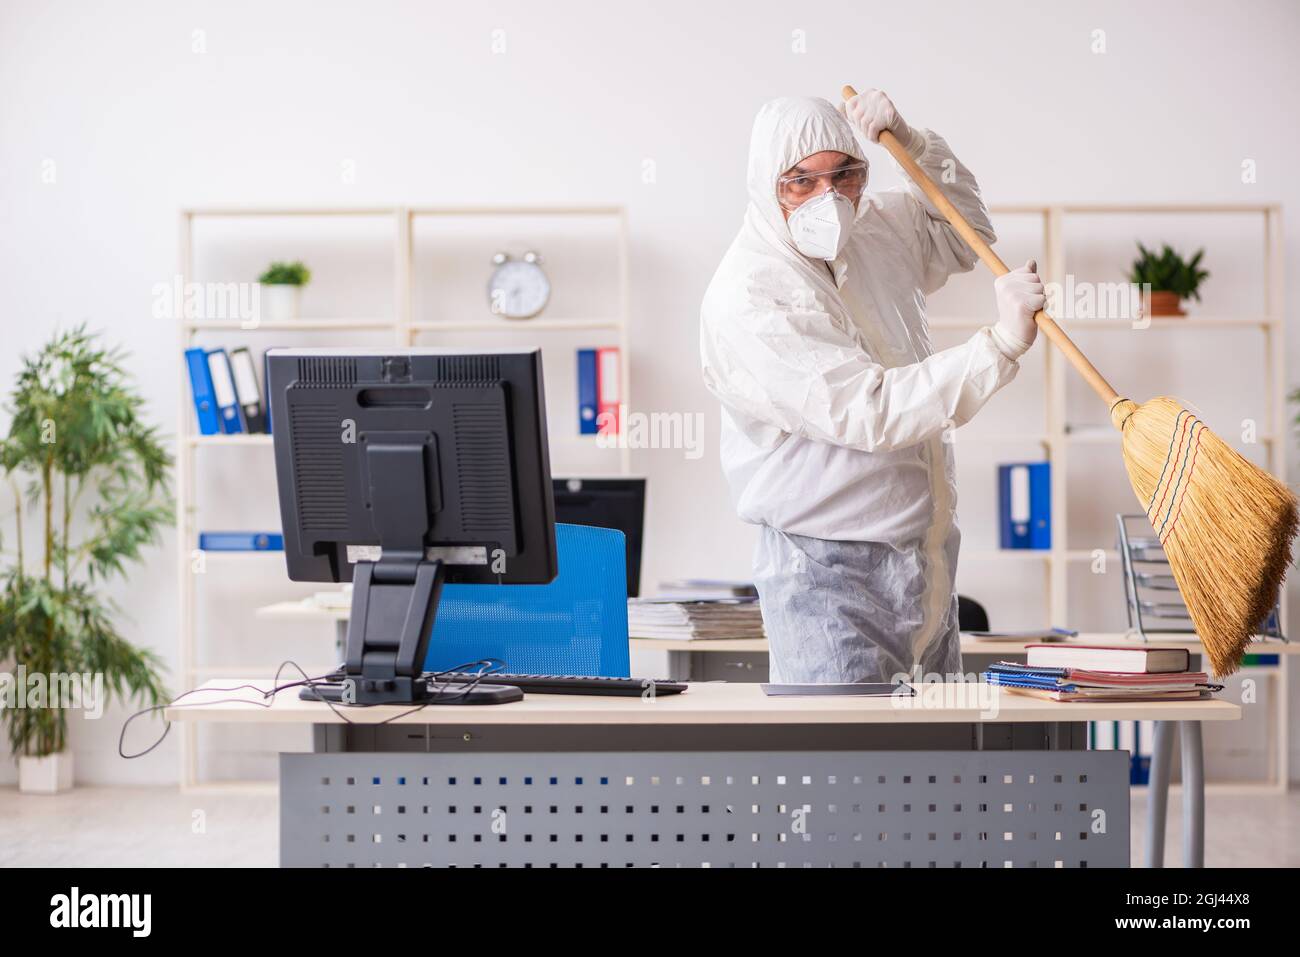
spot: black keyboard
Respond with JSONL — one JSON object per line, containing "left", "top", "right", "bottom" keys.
{"left": 433, "top": 672, "right": 687, "bottom": 697}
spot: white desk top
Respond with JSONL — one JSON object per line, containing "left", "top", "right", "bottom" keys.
{"left": 165, "top": 679, "right": 1240, "bottom": 727}
{"left": 630, "top": 637, "right": 771, "bottom": 652}
{"left": 635, "top": 633, "right": 1297, "bottom": 656}
{"left": 957, "top": 632, "right": 1297, "bottom": 657}
{"left": 258, "top": 600, "right": 350, "bottom": 622}
{"left": 631, "top": 632, "right": 1297, "bottom": 656}
{"left": 255, "top": 603, "right": 1293, "bottom": 659}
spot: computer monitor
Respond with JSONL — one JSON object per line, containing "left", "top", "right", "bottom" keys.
{"left": 266, "top": 347, "right": 557, "bottom": 705}
{"left": 551, "top": 477, "right": 646, "bottom": 597}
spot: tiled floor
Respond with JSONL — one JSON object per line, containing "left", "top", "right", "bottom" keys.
{"left": 1129, "top": 788, "right": 1300, "bottom": 867}
{"left": 0, "top": 785, "right": 278, "bottom": 867}
{"left": 1, "top": 785, "right": 1295, "bottom": 867}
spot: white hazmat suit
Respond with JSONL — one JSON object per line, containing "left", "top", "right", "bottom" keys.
{"left": 700, "top": 96, "right": 1026, "bottom": 683}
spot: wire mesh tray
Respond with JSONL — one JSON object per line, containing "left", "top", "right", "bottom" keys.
{"left": 1133, "top": 571, "right": 1180, "bottom": 590}
{"left": 1136, "top": 599, "right": 1194, "bottom": 620}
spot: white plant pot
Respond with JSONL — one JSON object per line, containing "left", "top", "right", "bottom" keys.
{"left": 18, "top": 751, "right": 74, "bottom": 794}
{"left": 259, "top": 284, "right": 302, "bottom": 322}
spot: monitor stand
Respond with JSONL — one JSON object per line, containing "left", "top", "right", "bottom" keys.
{"left": 296, "top": 440, "right": 518, "bottom": 706}
{"left": 299, "top": 555, "right": 518, "bottom": 706}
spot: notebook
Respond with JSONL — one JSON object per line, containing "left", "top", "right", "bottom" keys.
{"left": 1002, "top": 686, "right": 1206, "bottom": 703}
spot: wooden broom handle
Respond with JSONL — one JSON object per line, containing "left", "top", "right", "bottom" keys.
{"left": 841, "top": 85, "right": 1121, "bottom": 407}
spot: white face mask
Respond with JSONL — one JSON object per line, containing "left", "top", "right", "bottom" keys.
{"left": 787, "top": 190, "right": 856, "bottom": 261}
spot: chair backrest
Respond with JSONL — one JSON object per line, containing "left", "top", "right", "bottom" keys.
{"left": 423, "top": 523, "right": 631, "bottom": 677}
{"left": 957, "top": 594, "right": 990, "bottom": 632}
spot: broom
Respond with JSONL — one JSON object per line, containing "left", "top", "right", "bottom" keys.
{"left": 841, "top": 85, "right": 1297, "bottom": 676}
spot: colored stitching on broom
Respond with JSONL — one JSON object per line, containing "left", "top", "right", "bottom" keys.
{"left": 1148, "top": 412, "right": 1195, "bottom": 523}
{"left": 1166, "top": 525, "right": 1181, "bottom": 554}
{"left": 1146, "top": 409, "right": 1191, "bottom": 513}
{"left": 1158, "top": 418, "right": 1201, "bottom": 535}
{"left": 1161, "top": 424, "right": 1204, "bottom": 541}
{"left": 1156, "top": 419, "right": 1202, "bottom": 539}
{"left": 1149, "top": 415, "right": 1195, "bottom": 536}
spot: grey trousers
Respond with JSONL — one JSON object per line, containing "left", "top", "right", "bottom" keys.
{"left": 753, "top": 525, "right": 963, "bottom": 684}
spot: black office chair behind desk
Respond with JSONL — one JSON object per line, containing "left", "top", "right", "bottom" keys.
{"left": 957, "top": 594, "right": 990, "bottom": 632}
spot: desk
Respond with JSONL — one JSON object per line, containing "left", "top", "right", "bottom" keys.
{"left": 633, "top": 631, "right": 1290, "bottom": 867}
{"left": 633, "top": 631, "right": 1296, "bottom": 677}
{"left": 960, "top": 632, "right": 1296, "bottom": 660}
{"left": 168, "top": 680, "right": 1237, "bottom": 868}
{"left": 254, "top": 603, "right": 1275, "bottom": 865}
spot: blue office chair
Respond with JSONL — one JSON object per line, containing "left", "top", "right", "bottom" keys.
{"left": 423, "top": 523, "right": 631, "bottom": 678}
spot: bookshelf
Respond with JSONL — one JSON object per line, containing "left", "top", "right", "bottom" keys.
{"left": 175, "top": 205, "right": 631, "bottom": 790}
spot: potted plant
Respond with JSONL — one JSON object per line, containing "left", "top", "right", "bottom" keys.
{"left": 0, "top": 326, "right": 169, "bottom": 793}
{"left": 1127, "top": 242, "right": 1209, "bottom": 317}
{"left": 257, "top": 260, "right": 312, "bottom": 321}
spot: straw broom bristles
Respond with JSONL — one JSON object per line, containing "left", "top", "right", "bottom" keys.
{"left": 1110, "top": 396, "right": 1298, "bottom": 676}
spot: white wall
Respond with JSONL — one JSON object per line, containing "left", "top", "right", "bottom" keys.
{"left": 2, "top": 0, "right": 1298, "bottom": 784}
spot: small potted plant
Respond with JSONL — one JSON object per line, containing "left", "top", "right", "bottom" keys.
{"left": 257, "top": 260, "right": 312, "bottom": 321}
{"left": 1127, "top": 242, "right": 1209, "bottom": 317}
{"left": 1, "top": 326, "right": 169, "bottom": 793}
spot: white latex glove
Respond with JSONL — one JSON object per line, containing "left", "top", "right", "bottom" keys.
{"left": 991, "top": 259, "right": 1045, "bottom": 359}
{"left": 840, "top": 89, "right": 920, "bottom": 154}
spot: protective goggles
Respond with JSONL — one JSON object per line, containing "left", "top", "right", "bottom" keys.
{"left": 777, "top": 161, "right": 868, "bottom": 211}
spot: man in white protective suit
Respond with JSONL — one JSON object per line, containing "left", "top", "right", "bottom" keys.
{"left": 700, "top": 90, "right": 1045, "bottom": 684}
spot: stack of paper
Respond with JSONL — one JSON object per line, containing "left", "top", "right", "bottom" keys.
{"left": 628, "top": 597, "right": 764, "bottom": 640}
{"left": 984, "top": 644, "right": 1220, "bottom": 702}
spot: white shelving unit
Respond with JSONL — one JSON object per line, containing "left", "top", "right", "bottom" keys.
{"left": 176, "top": 205, "right": 631, "bottom": 790}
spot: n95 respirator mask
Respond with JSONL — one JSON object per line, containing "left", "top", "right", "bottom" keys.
{"left": 787, "top": 190, "right": 856, "bottom": 261}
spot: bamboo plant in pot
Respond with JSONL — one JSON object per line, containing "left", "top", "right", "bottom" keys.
{"left": 0, "top": 326, "right": 169, "bottom": 793}
{"left": 257, "top": 260, "right": 312, "bottom": 322}
{"left": 1127, "top": 242, "right": 1209, "bottom": 317}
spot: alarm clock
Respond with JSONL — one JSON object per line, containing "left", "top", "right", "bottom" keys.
{"left": 487, "top": 250, "right": 550, "bottom": 319}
